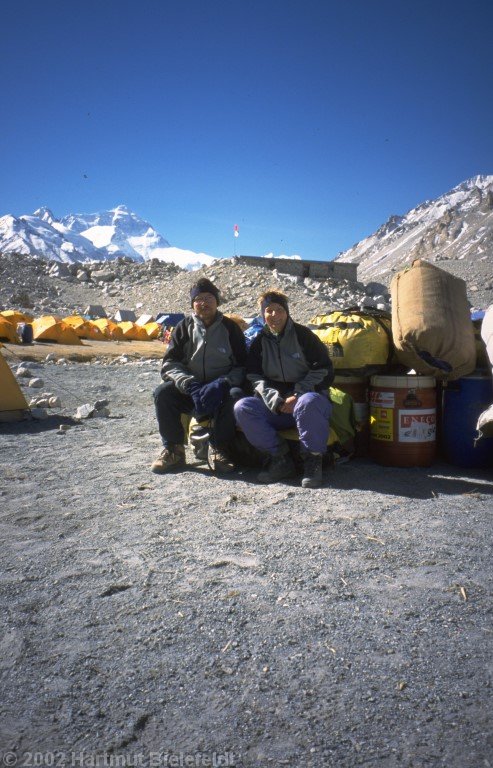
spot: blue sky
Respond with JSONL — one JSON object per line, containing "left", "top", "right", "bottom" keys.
{"left": 2, "top": 0, "right": 491, "bottom": 261}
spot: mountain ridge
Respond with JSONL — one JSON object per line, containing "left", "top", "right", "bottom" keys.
{"left": 0, "top": 205, "right": 215, "bottom": 271}
{"left": 334, "top": 175, "right": 493, "bottom": 297}
{"left": 1, "top": 174, "right": 492, "bottom": 307}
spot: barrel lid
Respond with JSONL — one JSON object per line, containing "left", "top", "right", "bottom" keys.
{"left": 370, "top": 374, "right": 436, "bottom": 388}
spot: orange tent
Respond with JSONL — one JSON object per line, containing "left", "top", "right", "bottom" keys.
{"left": 117, "top": 321, "right": 150, "bottom": 341}
{"left": 0, "top": 318, "right": 20, "bottom": 343}
{"left": 32, "top": 316, "right": 82, "bottom": 345}
{"left": 142, "top": 321, "right": 162, "bottom": 339}
{"left": 0, "top": 310, "right": 34, "bottom": 326}
{"left": 91, "top": 318, "right": 125, "bottom": 341}
{"left": 63, "top": 316, "right": 108, "bottom": 341}
{"left": 0, "top": 344, "right": 29, "bottom": 420}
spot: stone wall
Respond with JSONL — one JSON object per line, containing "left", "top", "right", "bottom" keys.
{"left": 237, "top": 255, "right": 358, "bottom": 281}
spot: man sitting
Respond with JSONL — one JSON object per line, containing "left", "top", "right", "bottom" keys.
{"left": 151, "top": 278, "right": 247, "bottom": 474}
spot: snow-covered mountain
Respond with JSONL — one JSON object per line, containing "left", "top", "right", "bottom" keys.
{"left": 0, "top": 208, "right": 108, "bottom": 263}
{"left": 2, "top": 176, "right": 492, "bottom": 287}
{"left": 334, "top": 175, "right": 493, "bottom": 289}
{"left": 0, "top": 205, "right": 215, "bottom": 271}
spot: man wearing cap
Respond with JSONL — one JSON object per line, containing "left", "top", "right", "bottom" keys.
{"left": 234, "top": 290, "right": 333, "bottom": 487}
{"left": 151, "top": 277, "right": 247, "bottom": 474}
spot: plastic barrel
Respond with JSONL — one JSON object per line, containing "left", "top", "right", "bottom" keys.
{"left": 442, "top": 374, "right": 493, "bottom": 468}
{"left": 21, "top": 323, "right": 33, "bottom": 344}
{"left": 334, "top": 375, "right": 370, "bottom": 456}
{"left": 369, "top": 375, "right": 437, "bottom": 467}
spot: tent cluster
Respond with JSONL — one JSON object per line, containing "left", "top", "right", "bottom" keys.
{"left": 0, "top": 310, "right": 169, "bottom": 346}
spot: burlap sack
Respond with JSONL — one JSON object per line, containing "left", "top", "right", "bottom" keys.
{"left": 391, "top": 260, "right": 476, "bottom": 380}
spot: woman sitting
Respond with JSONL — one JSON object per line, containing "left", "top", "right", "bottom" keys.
{"left": 234, "top": 290, "right": 333, "bottom": 487}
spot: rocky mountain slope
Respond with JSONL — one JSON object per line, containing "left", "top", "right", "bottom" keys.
{"left": 1, "top": 175, "right": 492, "bottom": 321}
{"left": 335, "top": 175, "right": 493, "bottom": 308}
{"left": 0, "top": 252, "right": 383, "bottom": 325}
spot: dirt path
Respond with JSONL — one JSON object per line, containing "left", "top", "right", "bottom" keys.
{"left": 2, "top": 339, "right": 165, "bottom": 362}
{"left": 1, "top": 355, "right": 492, "bottom": 767}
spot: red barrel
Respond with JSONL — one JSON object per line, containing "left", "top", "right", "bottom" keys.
{"left": 369, "top": 375, "right": 437, "bottom": 467}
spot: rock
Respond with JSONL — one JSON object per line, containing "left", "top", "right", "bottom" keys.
{"left": 28, "top": 378, "right": 44, "bottom": 388}
{"left": 33, "top": 398, "right": 49, "bottom": 407}
{"left": 16, "top": 366, "right": 32, "bottom": 378}
{"left": 94, "top": 407, "right": 110, "bottom": 418}
{"left": 30, "top": 407, "right": 48, "bottom": 419}
{"left": 49, "top": 263, "right": 71, "bottom": 278}
{"left": 74, "top": 403, "right": 95, "bottom": 420}
{"left": 92, "top": 271, "right": 116, "bottom": 283}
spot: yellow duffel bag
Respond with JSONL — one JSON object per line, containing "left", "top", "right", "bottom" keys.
{"left": 309, "top": 307, "right": 393, "bottom": 375}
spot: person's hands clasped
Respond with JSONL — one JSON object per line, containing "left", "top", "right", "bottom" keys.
{"left": 278, "top": 395, "right": 298, "bottom": 415}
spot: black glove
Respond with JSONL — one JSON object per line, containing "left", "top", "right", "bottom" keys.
{"left": 199, "top": 377, "right": 229, "bottom": 413}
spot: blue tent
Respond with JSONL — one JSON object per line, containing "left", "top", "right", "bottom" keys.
{"left": 156, "top": 312, "right": 186, "bottom": 327}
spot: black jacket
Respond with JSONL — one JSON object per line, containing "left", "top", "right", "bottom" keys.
{"left": 161, "top": 312, "right": 247, "bottom": 393}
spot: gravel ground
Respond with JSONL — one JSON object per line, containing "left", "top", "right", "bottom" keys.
{"left": 1, "top": 354, "right": 492, "bottom": 768}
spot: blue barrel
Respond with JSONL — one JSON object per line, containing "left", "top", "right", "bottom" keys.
{"left": 21, "top": 323, "right": 33, "bottom": 344}
{"left": 442, "top": 375, "right": 493, "bottom": 467}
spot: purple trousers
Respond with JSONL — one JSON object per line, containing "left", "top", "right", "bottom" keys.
{"left": 234, "top": 392, "right": 331, "bottom": 455}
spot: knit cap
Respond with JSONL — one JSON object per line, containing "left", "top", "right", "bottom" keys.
{"left": 190, "top": 278, "right": 221, "bottom": 307}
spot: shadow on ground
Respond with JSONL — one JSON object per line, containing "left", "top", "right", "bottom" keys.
{"left": 322, "top": 458, "right": 493, "bottom": 498}
{"left": 166, "top": 456, "right": 493, "bottom": 499}
{"left": 0, "top": 415, "right": 79, "bottom": 435}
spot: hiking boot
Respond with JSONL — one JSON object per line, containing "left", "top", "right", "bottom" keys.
{"left": 151, "top": 444, "right": 186, "bottom": 474}
{"left": 257, "top": 452, "right": 296, "bottom": 484}
{"left": 301, "top": 452, "right": 323, "bottom": 488}
{"left": 190, "top": 426, "right": 210, "bottom": 462}
{"left": 208, "top": 444, "right": 235, "bottom": 474}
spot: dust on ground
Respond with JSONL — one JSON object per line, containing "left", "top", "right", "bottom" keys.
{"left": 1, "top": 352, "right": 492, "bottom": 767}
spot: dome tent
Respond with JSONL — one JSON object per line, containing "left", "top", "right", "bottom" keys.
{"left": 0, "top": 345, "right": 29, "bottom": 421}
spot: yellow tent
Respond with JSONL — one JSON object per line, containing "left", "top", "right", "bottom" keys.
{"left": 0, "top": 318, "right": 19, "bottom": 343}
{"left": 63, "top": 315, "right": 108, "bottom": 341}
{"left": 0, "top": 310, "right": 34, "bottom": 325}
{"left": 32, "top": 316, "right": 82, "bottom": 345}
{"left": 91, "top": 318, "right": 125, "bottom": 340}
{"left": 142, "top": 321, "right": 161, "bottom": 339}
{"left": 0, "top": 345, "right": 29, "bottom": 421}
{"left": 117, "top": 321, "right": 150, "bottom": 341}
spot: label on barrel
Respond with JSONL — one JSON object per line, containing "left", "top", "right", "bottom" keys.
{"left": 398, "top": 409, "right": 436, "bottom": 442}
{"left": 370, "top": 407, "right": 393, "bottom": 441}
{"left": 370, "top": 390, "right": 395, "bottom": 407}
